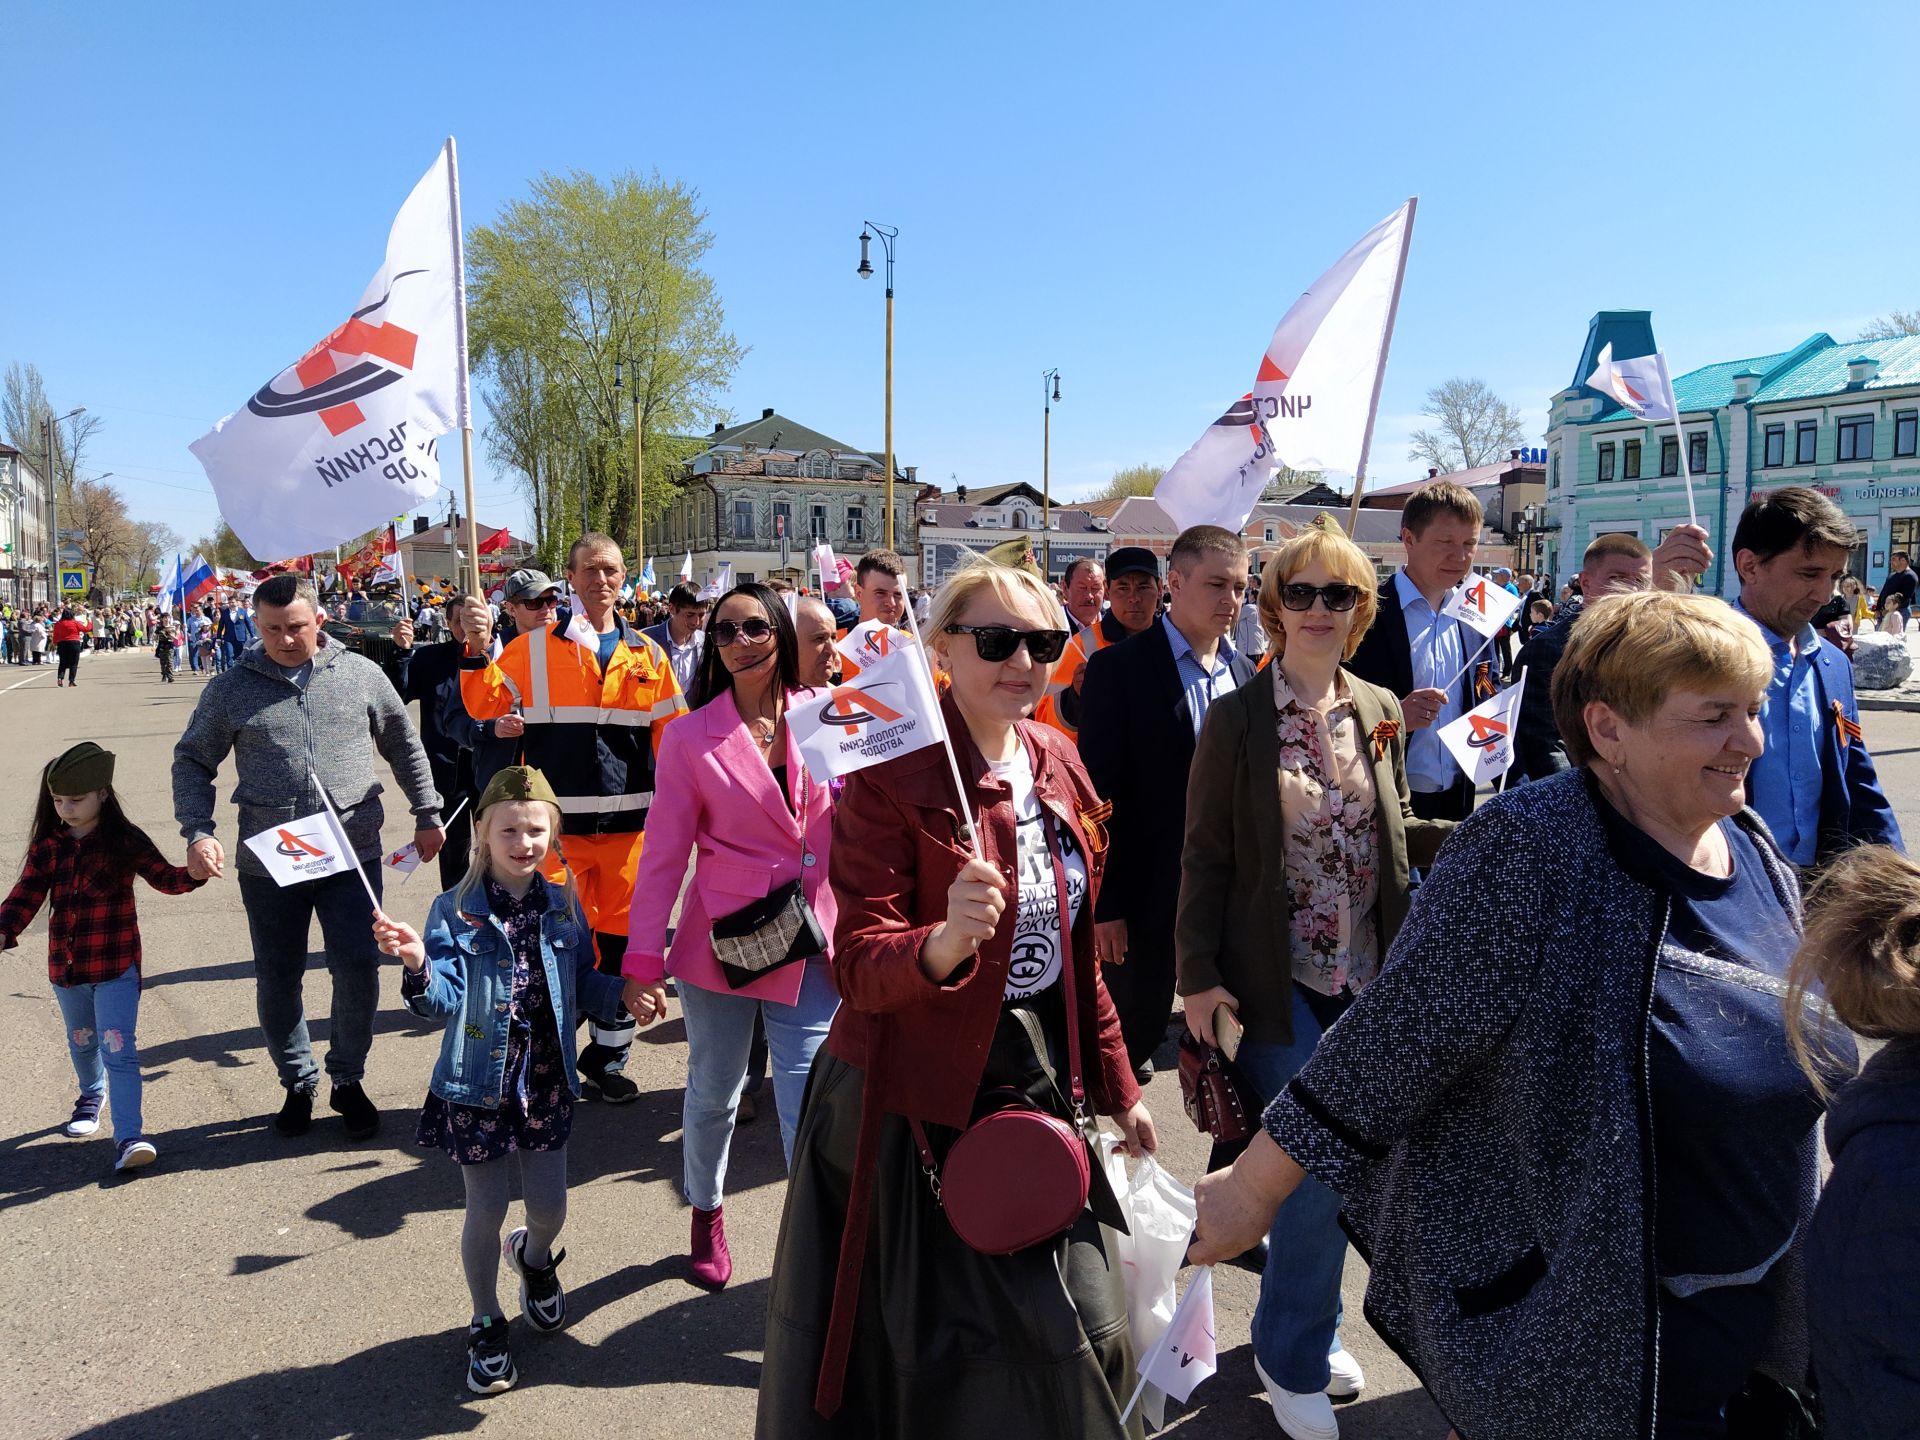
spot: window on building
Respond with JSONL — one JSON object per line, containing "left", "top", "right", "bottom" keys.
{"left": 1689, "top": 433, "right": 1708, "bottom": 473}
{"left": 1596, "top": 442, "right": 1616, "bottom": 482}
{"left": 1892, "top": 518, "right": 1920, "bottom": 568}
{"left": 1838, "top": 414, "right": 1875, "bottom": 462}
{"left": 1763, "top": 425, "right": 1786, "bottom": 468}
{"left": 1793, "top": 419, "right": 1818, "bottom": 466}
{"left": 732, "top": 499, "right": 754, "bottom": 540}
{"left": 1660, "top": 436, "right": 1678, "bottom": 477}
{"left": 1011, "top": 509, "right": 1029, "bottom": 528}
{"left": 1549, "top": 452, "right": 1560, "bottom": 490}
{"left": 772, "top": 500, "right": 792, "bottom": 533}
{"left": 1623, "top": 439, "right": 1642, "bottom": 480}
{"left": 847, "top": 505, "right": 865, "bottom": 544}
{"left": 809, "top": 503, "right": 828, "bottom": 541}
{"left": 1896, "top": 410, "right": 1918, "bottom": 458}
{"left": 805, "top": 451, "right": 832, "bottom": 479}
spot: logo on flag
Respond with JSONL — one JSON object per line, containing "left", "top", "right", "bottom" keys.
{"left": 818, "top": 683, "right": 906, "bottom": 734}
{"left": 834, "top": 618, "right": 909, "bottom": 670}
{"left": 789, "top": 643, "right": 944, "bottom": 779}
{"left": 1132, "top": 1268, "right": 1218, "bottom": 1409}
{"left": 247, "top": 286, "right": 424, "bottom": 436}
{"left": 383, "top": 841, "right": 424, "bottom": 877}
{"left": 1441, "top": 575, "right": 1523, "bottom": 638}
{"left": 1586, "top": 343, "right": 1676, "bottom": 421}
{"left": 1436, "top": 671, "right": 1528, "bottom": 786}
{"left": 274, "top": 829, "right": 329, "bottom": 858}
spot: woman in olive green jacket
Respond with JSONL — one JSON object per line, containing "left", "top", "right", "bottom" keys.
{"left": 1176, "top": 516, "right": 1451, "bottom": 1438}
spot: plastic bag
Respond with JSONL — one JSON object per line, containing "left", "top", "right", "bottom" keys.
{"left": 1098, "top": 1133, "right": 1197, "bottom": 1430}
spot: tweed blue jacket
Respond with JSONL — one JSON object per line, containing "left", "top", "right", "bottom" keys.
{"left": 1265, "top": 767, "right": 1813, "bottom": 1439}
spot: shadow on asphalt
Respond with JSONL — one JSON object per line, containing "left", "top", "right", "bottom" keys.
{"left": 1159, "top": 1343, "right": 1446, "bottom": 1436}
{"left": 66, "top": 1267, "right": 773, "bottom": 1439}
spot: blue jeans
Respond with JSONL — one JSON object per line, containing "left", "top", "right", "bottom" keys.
{"left": 238, "top": 868, "right": 384, "bottom": 1091}
{"left": 676, "top": 958, "right": 839, "bottom": 1209}
{"left": 1240, "top": 983, "right": 1349, "bottom": 1394}
{"left": 52, "top": 968, "right": 144, "bottom": 1142}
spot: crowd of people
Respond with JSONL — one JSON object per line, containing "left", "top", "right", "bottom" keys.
{"left": 4, "top": 484, "right": 1918, "bottom": 1437}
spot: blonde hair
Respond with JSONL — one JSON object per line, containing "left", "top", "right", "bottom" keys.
{"left": 450, "top": 798, "right": 580, "bottom": 921}
{"left": 925, "top": 559, "right": 1066, "bottom": 656}
{"left": 1551, "top": 591, "right": 1772, "bottom": 768}
{"left": 1256, "top": 523, "right": 1379, "bottom": 659}
{"left": 1787, "top": 844, "right": 1920, "bottom": 1097}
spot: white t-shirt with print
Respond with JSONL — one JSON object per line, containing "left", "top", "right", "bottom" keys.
{"left": 988, "top": 749, "right": 1088, "bottom": 1002}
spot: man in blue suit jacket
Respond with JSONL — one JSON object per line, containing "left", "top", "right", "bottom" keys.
{"left": 1732, "top": 487, "right": 1903, "bottom": 867}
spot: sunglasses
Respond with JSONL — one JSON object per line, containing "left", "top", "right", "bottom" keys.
{"left": 712, "top": 616, "right": 774, "bottom": 646}
{"left": 1280, "top": 583, "right": 1361, "bottom": 613}
{"left": 516, "top": 593, "right": 561, "bottom": 610}
{"left": 944, "top": 624, "right": 1069, "bottom": 664}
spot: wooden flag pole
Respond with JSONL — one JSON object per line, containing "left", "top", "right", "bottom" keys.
{"left": 1346, "top": 196, "right": 1418, "bottom": 539}
{"left": 445, "top": 136, "right": 482, "bottom": 606}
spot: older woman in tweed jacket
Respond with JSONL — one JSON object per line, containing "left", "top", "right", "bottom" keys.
{"left": 1191, "top": 591, "right": 1851, "bottom": 1439}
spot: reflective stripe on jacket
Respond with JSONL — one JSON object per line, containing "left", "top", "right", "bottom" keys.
{"left": 460, "top": 608, "right": 686, "bottom": 836}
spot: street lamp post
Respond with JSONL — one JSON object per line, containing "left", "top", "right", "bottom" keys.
{"left": 42, "top": 405, "right": 84, "bottom": 606}
{"left": 856, "top": 222, "right": 898, "bottom": 555}
{"left": 1040, "top": 369, "right": 1061, "bottom": 577}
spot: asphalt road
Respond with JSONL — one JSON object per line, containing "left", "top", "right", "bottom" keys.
{"left": 3, "top": 649, "right": 1915, "bottom": 1440}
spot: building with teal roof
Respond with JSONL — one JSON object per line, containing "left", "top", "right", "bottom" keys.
{"left": 1543, "top": 311, "right": 1920, "bottom": 596}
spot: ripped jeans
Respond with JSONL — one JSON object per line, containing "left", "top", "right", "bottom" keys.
{"left": 52, "top": 967, "right": 143, "bottom": 1142}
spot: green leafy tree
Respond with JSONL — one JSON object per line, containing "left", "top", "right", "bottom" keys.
{"left": 1093, "top": 463, "right": 1164, "bottom": 502}
{"left": 469, "top": 170, "right": 744, "bottom": 565}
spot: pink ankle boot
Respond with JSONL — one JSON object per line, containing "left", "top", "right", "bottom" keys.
{"left": 690, "top": 1204, "right": 732, "bottom": 1289}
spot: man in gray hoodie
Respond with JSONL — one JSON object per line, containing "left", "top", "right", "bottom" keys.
{"left": 173, "top": 574, "right": 443, "bottom": 1140}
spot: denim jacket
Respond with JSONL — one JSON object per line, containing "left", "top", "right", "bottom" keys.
{"left": 403, "top": 882, "right": 625, "bottom": 1109}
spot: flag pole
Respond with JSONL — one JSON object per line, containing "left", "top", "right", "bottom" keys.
{"left": 309, "top": 770, "right": 382, "bottom": 913}
{"left": 1440, "top": 628, "right": 1498, "bottom": 698}
{"left": 1494, "top": 665, "right": 1527, "bottom": 795}
{"left": 896, "top": 603, "right": 985, "bottom": 859}
{"left": 445, "top": 136, "right": 482, "bottom": 607}
{"left": 1346, "top": 196, "right": 1418, "bottom": 539}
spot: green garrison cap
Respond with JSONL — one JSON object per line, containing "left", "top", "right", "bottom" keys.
{"left": 47, "top": 742, "right": 115, "bottom": 796}
{"left": 475, "top": 765, "right": 560, "bottom": 816}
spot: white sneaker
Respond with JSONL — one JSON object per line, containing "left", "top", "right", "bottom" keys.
{"left": 114, "top": 1138, "right": 157, "bottom": 1173}
{"left": 1326, "top": 1344, "right": 1365, "bottom": 1399}
{"left": 1255, "top": 1357, "right": 1340, "bottom": 1440}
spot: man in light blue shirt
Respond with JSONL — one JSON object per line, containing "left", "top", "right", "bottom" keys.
{"left": 1164, "top": 610, "right": 1240, "bottom": 738}
{"left": 1738, "top": 604, "right": 1825, "bottom": 865}
{"left": 1398, "top": 568, "right": 1469, "bottom": 797}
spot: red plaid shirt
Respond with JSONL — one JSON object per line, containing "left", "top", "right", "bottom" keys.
{"left": 0, "top": 827, "right": 203, "bottom": 986}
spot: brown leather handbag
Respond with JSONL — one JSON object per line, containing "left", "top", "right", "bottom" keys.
{"left": 1177, "top": 1030, "right": 1255, "bottom": 1143}
{"left": 910, "top": 812, "right": 1093, "bottom": 1256}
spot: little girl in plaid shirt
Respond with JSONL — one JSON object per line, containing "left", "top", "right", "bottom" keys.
{"left": 0, "top": 743, "right": 205, "bottom": 1173}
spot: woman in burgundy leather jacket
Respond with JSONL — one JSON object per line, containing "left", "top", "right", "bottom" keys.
{"left": 757, "top": 560, "right": 1155, "bottom": 1439}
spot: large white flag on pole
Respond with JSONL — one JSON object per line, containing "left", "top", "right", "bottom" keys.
{"left": 1155, "top": 201, "right": 1415, "bottom": 536}
{"left": 191, "top": 147, "right": 462, "bottom": 562}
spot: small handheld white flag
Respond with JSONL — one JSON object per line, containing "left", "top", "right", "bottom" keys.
{"left": 383, "top": 797, "right": 467, "bottom": 879}
{"left": 679, "top": 551, "right": 694, "bottom": 582}
{"left": 1437, "top": 670, "right": 1527, "bottom": 787}
{"left": 789, "top": 642, "right": 945, "bottom": 779}
{"left": 1121, "top": 1267, "right": 1218, "bottom": 1423}
{"left": 834, "top": 618, "right": 916, "bottom": 670}
{"left": 1156, "top": 201, "right": 1414, "bottom": 534}
{"left": 1441, "top": 575, "right": 1524, "bottom": 639}
{"left": 812, "top": 541, "right": 837, "bottom": 588}
{"left": 190, "top": 146, "right": 461, "bottom": 561}
{"left": 639, "top": 557, "right": 657, "bottom": 590}
{"left": 1586, "top": 343, "right": 1675, "bottom": 420}
{"left": 243, "top": 811, "right": 354, "bottom": 887}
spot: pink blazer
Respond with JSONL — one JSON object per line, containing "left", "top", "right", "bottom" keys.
{"left": 622, "top": 687, "right": 838, "bottom": 1004}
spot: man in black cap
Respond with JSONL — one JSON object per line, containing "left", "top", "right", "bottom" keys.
{"left": 1034, "top": 545, "right": 1162, "bottom": 742}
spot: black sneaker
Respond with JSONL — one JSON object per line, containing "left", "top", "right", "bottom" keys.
{"left": 64, "top": 1094, "right": 105, "bottom": 1138}
{"left": 329, "top": 1082, "right": 380, "bottom": 1140}
{"left": 275, "top": 1085, "right": 315, "bottom": 1137}
{"left": 465, "top": 1315, "right": 516, "bottom": 1395}
{"left": 502, "top": 1227, "right": 568, "bottom": 1331}
{"left": 577, "top": 1045, "right": 639, "bottom": 1104}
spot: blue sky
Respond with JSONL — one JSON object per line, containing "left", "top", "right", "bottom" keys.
{"left": 5, "top": 0, "right": 1916, "bottom": 553}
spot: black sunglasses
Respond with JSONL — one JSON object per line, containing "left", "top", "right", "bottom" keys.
{"left": 712, "top": 616, "right": 774, "bottom": 646}
{"left": 944, "top": 624, "right": 1069, "bottom": 664}
{"left": 1280, "top": 583, "right": 1361, "bottom": 613}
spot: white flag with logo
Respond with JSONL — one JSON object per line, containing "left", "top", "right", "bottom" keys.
{"left": 1134, "top": 1267, "right": 1218, "bottom": 1407}
{"left": 1156, "top": 201, "right": 1414, "bottom": 534}
{"left": 834, "top": 618, "right": 917, "bottom": 670}
{"left": 243, "top": 809, "right": 355, "bottom": 887}
{"left": 812, "top": 541, "right": 837, "bottom": 585}
{"left": 1436, "top": 670, "right": 1527, "bottom": 786}
{"left": 789, "top": 642, "right": 944, "bottom": 779}
{"left": 1441, "top": 574, "right": 1523, "bottom": 638}
{"left": 1586, "top": 343, "right": 1676, "bottom": 420}
{"left": 190, "top": 144, "right": 462, "bottom": 562}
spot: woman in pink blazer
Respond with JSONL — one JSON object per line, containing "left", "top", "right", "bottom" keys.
{"left": 625, "top": 582, "right": 839, "bottom": 1290}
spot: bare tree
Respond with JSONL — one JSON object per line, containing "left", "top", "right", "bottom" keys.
{"left": 1859, "top": 310, "right": 1920, "bottom": 341}
{"left": 127, "top": 521, "right": 183, "bottom": 593}
{"left": 1408, "top": 378, "right": 1529, "bottom": 473}
{"left": 2, "top": 361, "right": 103, "bottom": 492}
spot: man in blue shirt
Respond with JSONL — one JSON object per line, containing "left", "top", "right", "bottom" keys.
{"left": 1732, "top": 487, "right": 1903, "bottom": 867}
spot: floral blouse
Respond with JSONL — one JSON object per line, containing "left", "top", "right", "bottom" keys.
{"left": 1273, "top": 667, "right": 1381, "bottom": 995}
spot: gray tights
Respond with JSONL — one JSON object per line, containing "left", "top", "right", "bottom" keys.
{"left": 460, "top": 1146, "right": 569, "bottom": 1320}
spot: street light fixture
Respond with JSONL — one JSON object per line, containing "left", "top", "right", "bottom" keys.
{"left": 856, "top": 222, "right": 898, "bottom": 556}
{"left": 1041, "top": 369, "right": 1062, "bottom": 577}
{"left": 42, "top": 406, "right": 85, "bottom": 607}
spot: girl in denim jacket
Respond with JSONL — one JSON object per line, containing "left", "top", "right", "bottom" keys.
{"left": 373, "top": 765, "right": 657, "bottom": 1396}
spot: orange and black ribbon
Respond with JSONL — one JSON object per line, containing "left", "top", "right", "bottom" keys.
{"left": 1369, "top": 719, "right": 1400, "bottom": 761}
{"left": 1076, "top": 798, "right": 1113, "bottom": 855}
{"left": 1833, "top": 700, "right": 1864, "bottom": 748}
{"left": 1474, "top": 661, "right": 1497, "bottom": 701}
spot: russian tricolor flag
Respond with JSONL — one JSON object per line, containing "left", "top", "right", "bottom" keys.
{"left": 161, "top": 553, "right": 219, "bottom": 607}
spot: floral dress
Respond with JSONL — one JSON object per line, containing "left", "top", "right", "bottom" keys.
{"left": 411, "top": 876, "right": 573, "bottom": 1164}
{"left": 1272, "top": 667, "right": 1381, "bottom": 996}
